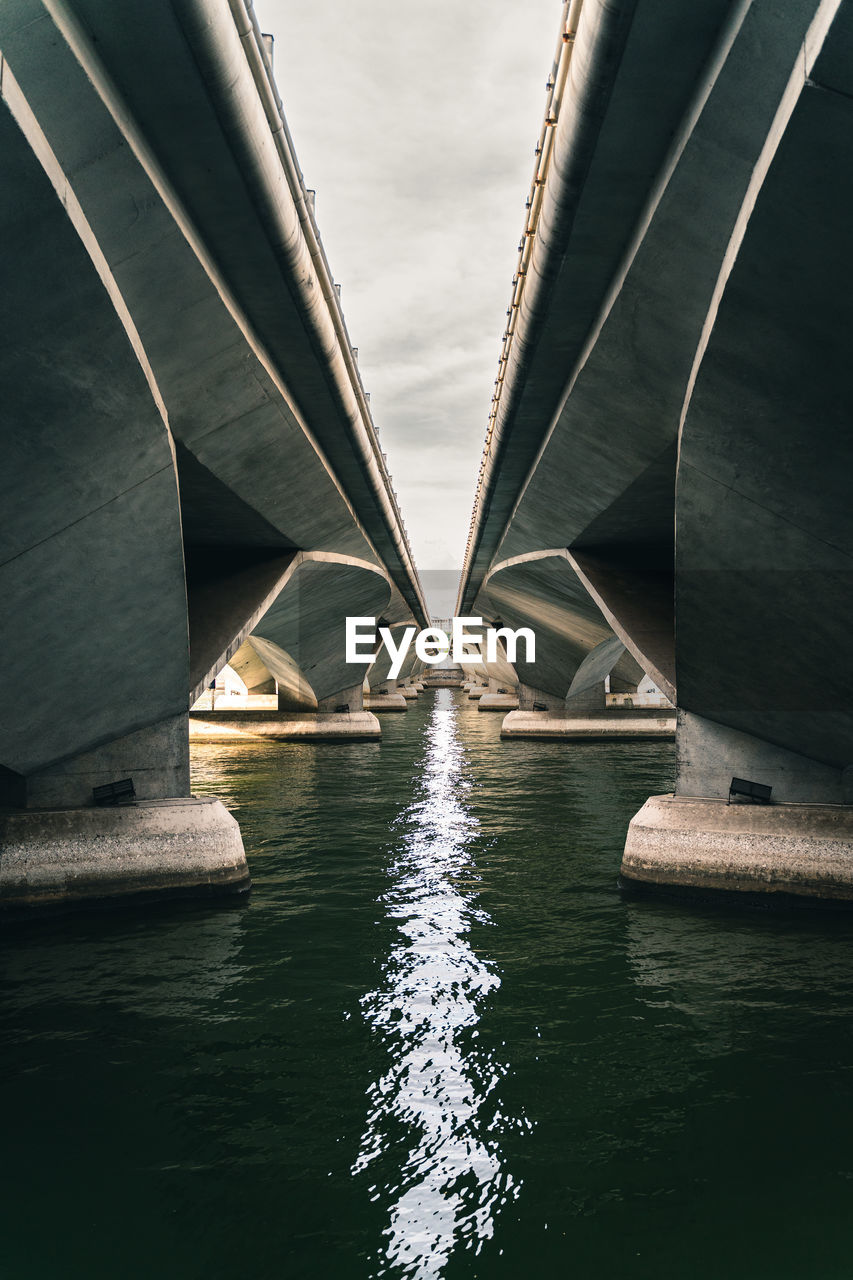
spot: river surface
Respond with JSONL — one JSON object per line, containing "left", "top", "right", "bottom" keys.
{"left": 4, "top": 689, "right": 853, "bottom": 1278}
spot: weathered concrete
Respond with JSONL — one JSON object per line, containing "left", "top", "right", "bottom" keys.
{"left": 366, "top": 625, "right": 423, "bottom": 695}
{"left": 0, "top": 798, "right": 249, "bottom": 914}
{"left": 0, "top": 1, "right": 428, "bottom": 913}
{"left": 191, "top": 692, "right": 278, "bottom": 711}
{"left": 622, "top": 795, "right": 853, "bottom": 904}
{"left": 675, "top": 712, "right": 850, "bottom": 807}
{"left": 363, "top": 693, "right": 408, "bottom": 713}
{"left": 502, "top": 710, "right": 676, "bottom": 740}
{"left": 233, "top": 637, "right": 317, "bottom": 712}
{"left": 372, "top": 677, "right": 419, "bottom": 701}
{"left": 422, "top": 666, "right": 466, "bottom": 688}
{"left": 517, "top": 684, "right": 566, "bottom": 714}
{"left": 12, "top": 716, "right": 191, "bottom": 812}
{"left": 190, "top": 710, "right": 380, "bottom": 740}
{"left": 478, "top": 693, "right": 520, "bottom": 712}
{"left": 455, "top": 1, "right": 853, "bottom": 902}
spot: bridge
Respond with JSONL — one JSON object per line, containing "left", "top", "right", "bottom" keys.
{"left": 0, "top": 0, "right": 428, "bottom": 908}
{"left": 4, "top": 0, "right": 853, "bottom": 914}
{"left": 457, "top": 0, "right": 853, "bottom": 901}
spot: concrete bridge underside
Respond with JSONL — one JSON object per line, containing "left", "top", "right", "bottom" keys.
{"left": 0, "top": 0, "right": 427, "bottom": 909}
{"left": 459, "top": 0, "right": 853, "bottom": 900}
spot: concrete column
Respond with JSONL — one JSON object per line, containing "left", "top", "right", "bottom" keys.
{"left": 608, "top": 676, "right": 639, "bottom": 698}
{"left": 0, "top": 86, "right": 250, "bottom": 914}
{"left": 386, "top": 677, "right": 419, "bottom": 700}
{"left": 478, "top": 678, "right": 521, "bottom": 712}
{"left": 622, "top": 712, "right": 853, "bottom": 903}
{"left": 277, "top": 686, "right": 315, "bottom": 712}
{"left": 317, "top": 683, "right": 365, "bottom": 714}
{"left": 2, "top": 715, "right": 249, "bottom": 913}
{"left": 564, "top": 681, "right": 607, "bottom": 714}
{"left": 517, "top": 683, "right": 564, "bottom": 712}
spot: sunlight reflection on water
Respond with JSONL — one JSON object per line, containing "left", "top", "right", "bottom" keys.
{"left": 353, "top": 690, "right": 524, "bottom": 1277}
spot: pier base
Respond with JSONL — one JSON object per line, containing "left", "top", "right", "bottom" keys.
{"left": 363, "top": 693, "right": 407, "bottom": 713}
{"left": 501, "top": 710, "right": 675, "bottom": 738}
{"left": 479, "top": 693, "right": 520, "bottom": 711}
{"left": 422, "top": 667, "right": 465, "bottom": 689}
{"left": 621, "top": 795, "right": 853, "bottom": 903}
{"left": 190, "top": 710, "right": 381, "bottom": 739}
{"left": 0, "top": 797, "right": 249, "bottom": 914}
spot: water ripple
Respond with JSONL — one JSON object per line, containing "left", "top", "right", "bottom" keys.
{"left": 353, "top": 690, "right": 524, "bottom": 1277}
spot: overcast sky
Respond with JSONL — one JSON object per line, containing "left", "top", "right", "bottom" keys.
{"left": 252, "top": 0, "right": 562, "bottom": 614}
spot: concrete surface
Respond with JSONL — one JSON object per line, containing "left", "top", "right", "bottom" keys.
{"left": 363, "top": 693, "right": 408, "bottom": 713}
{"left": 675, "top": 711, "right": 849, "bottom": 806}
{"left": 478, "top": 694, "right": 520, "bottom": 712}
{"left": 501, "top": 711, "right": 676, "bottom": 739}
{"left": 0, "top": 797, "right": 249, "bottom": 912}
{"left": 0, "top": 0, "right": 429, "bottom": 914}
{"left": 622, "top": 794, "right": 853, "bottom": 902}
{"left": 454, "top": 0, "right": 853, "bottom": 906}
{"left": 190, "top": 711, "right": 381, "bottom": 740}
{"left": 422, "top": 667, "right": 466, "bottom": 688}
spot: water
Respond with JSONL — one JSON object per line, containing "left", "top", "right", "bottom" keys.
{"left": 3, "top": 689, "right": 853, "bottom": 1278}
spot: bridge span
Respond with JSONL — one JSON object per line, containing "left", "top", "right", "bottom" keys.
{"left": 458, "top": 0, "right": 853, "bottom": 901}
{"left": 0, "top": 0, "right": 428, "bottom": 909}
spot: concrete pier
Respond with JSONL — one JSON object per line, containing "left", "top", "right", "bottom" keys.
{"left": 363, "top": 692, "right": 408, "bottom": 713}
{"left": 479, "top": 692, "right": 520, "bottom": 712}
{"left": 190, "top": 710, "right": 381, "bottom": 740}
{"left": 452, "top": 3, "right": 853, "bottom": 906}
{"left": 502, "top": 678, "right": 673, "bottom": 737}
{"left": 422, "top": 666, "right": 466, "bottom": 689}
{"left": 0, "top": 798, "right": 250, "bottom": 914}
{"left": 0, "top": 3, "right": 431, "bottom": 916}
{"left": 501, "top": 709, "right": 675, "bottom": 740}
{"left": 622, "top": 795, "right": 853, "bottom": 905}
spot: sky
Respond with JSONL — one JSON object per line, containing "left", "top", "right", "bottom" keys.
{"left": 252, "top": 0, "right": 562, "bottom": 615}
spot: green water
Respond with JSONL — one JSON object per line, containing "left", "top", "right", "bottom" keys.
{"left": 4, "top": 688, "right": 853, "bottom": 1278}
